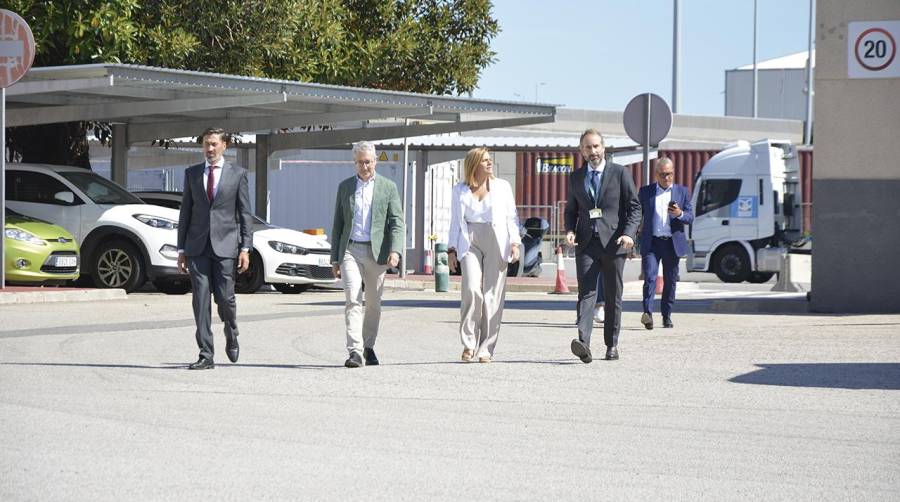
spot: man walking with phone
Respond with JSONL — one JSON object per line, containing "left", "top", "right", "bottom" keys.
{"left": 638, "top": 157, "right": 694, "bottom": 329}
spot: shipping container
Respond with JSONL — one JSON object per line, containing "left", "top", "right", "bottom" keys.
{"left": 517, "top": 148, "right": 813, "bottom": 234}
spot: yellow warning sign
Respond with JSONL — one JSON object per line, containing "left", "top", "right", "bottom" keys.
{"left": 378, "top": 152, "right": 388, "bottom": 161}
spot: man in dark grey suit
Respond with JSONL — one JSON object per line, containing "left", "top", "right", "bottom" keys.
{"left": 565, "top": 129, "right": 641, "bottom": 363}
{"left": 177, "top": 127, "right": 253, "bottom": 370}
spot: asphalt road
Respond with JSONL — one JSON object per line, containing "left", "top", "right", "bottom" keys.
{"left": 1, "top": 286, "right": 897, "bottom": 501}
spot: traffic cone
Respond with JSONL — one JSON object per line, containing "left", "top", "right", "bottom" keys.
{"left": 551, "top": 245, "right": 571, "bottom": 294}
{"left": 424, "top": 248, "right": 433, "bottom": 275}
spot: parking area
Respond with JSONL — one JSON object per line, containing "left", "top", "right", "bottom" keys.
{"left": 1, "top": 286, "right": 898, "bottom": 500}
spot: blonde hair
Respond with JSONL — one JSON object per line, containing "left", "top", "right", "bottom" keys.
{"left": 463, "top": 147, "right": 493, "bottom": 188}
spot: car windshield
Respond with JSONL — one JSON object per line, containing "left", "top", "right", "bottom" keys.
{"left": 5, "top": 207, "right": 23, "bottom": 218}
{"left": 59, "top": 171, "right": 144, "bottom": 205}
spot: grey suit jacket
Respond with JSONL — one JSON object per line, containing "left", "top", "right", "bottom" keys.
{"left": 177, "top": 161, "right": 253, "bottom": 258}
{"left": 330, "top": 175, "right": 404, "bottom": 266}
{"left": 564, "top": 162, "right": 641, "bottom": 255}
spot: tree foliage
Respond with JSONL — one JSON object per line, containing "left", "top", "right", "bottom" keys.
{"left": 3, "top": 0, "right": 499, "bottom": 167}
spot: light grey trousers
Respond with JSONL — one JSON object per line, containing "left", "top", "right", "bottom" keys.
{"left": 460, "top": 222, "right": 508, "bottom": 358}
{"left": 341, "top": 241, "right": 388, "bottom": 355}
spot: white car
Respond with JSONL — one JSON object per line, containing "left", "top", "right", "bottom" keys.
{"left": 5, "top": 164, "right": 189, "bottom": 293}
{"left": 132, "top": 191, "right": 338, "bottom": 294}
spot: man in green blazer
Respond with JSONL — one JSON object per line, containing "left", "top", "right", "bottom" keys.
{"left": 331, "top": 141, "right": 405, "bottom": 368}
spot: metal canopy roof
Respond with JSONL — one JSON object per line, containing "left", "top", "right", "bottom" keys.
{"left": 7, "top": 64, "right": 557, "bottom": 149}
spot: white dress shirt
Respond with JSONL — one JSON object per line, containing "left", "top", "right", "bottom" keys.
{"left": 350, "top": 175, "right": 376, "bottom": 242}
{"left": 653, "top": 184, "right": 674, "bottom": 237}
{"left": 587, "top": 159, "right": 606, "bottom": 202}
{"left": 464, "top": 191, "right": 492, "bottom": 223}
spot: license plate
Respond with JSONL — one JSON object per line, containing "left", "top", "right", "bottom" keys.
{"left": 54, "top": 256, "right": 77, "bottom": 267}
{"left": 318, "top": 256, "right": 331, "bottom": 266}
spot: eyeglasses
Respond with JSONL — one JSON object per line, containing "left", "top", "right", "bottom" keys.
{"left": 657, "top": 172, "right": 674, "bottom": 178}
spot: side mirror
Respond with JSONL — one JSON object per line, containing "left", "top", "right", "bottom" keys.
{"left": 54, "top": 191, "right": 75, "bottom": 204}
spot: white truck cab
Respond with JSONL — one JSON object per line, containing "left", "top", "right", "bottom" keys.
{"left": 687, "top": 139, "right": 805, "bottom": 282}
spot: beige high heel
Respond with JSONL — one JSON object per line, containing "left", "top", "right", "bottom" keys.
{"left": 461, "top": 349, "right": 474, "bottom": 362}
{"left": 478, "top": 356, "right": 491, "bottom": 363}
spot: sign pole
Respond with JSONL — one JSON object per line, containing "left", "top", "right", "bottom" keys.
{"left": 642, "top": 92, "right": 651, "bottom": 187}
{"left": 1, "top": 86, "right": 5, "bottom": 289}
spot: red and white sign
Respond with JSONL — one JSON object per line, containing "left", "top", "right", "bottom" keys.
{"left": 0, "top": 9, "right": 34, "bottom": 88}
{"left": 849, "top": 21, "right": 900, "bottom": 79}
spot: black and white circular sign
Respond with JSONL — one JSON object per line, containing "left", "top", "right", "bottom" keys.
{"left": 855, "top": 27, "right": 896, "bottom": 71}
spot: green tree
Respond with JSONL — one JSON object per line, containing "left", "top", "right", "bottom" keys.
{"left": 3, "top": 0, "right": 499, "bottom": 168}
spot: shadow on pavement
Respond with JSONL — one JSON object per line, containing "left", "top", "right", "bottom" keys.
{"left": 729, "top": 363, "right": 900, "bottom": 390}
{"left": 1, "top": 362, "right": 338, "bottom": 370}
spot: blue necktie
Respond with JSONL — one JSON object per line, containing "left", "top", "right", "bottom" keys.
{"left": 590, "top": 170, "right": 601, "bottom": 203}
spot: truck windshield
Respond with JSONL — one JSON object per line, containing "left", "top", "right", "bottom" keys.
{"left": 697, "top": 179, "right": 742, "bottom": 216}
{"left": 59, "top": 171, "right": 145, "bottom": 205}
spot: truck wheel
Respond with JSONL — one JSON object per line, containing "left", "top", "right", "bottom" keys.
{"left": 713, "top": 244, "right": 751, "bottom": 283}
{"left": 235, "top": 251, "right": 264, "bottom": 294}
{"left": 93, "top": 240, "right": 145, "bottom": 292}
{"left": 747, "top": 271, "right": 775, "bottom": 283}
{"left": 273, "top": 283, "right": 310, "bottom": 294}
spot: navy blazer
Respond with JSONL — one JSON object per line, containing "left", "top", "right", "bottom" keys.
{"left": 638, "top": 183, "right": 694, "bottom": 257}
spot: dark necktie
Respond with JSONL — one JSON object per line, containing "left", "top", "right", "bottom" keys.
{"left": 590, "top": 170, "right": 601, "bottom": 203}
{"left": 207, "top": 165, "right": 217, "bottom": 202}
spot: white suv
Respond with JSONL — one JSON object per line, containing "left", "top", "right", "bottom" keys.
{"left": 5, "top": 164, "right": 189, "bottom": 293}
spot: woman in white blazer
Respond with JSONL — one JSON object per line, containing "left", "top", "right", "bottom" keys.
{"left": 448, "top": 147, "right": 521, "bottom": 363}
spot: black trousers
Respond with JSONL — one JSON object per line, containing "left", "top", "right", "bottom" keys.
{"left": 575, "top": 236, "right": 625, "bottom": 348}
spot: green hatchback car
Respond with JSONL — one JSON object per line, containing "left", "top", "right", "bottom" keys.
{"left": 4, "top": 208, "right": 80, "bottom": 285}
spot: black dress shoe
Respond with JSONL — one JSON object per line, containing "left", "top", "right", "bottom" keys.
{"left": 188, "top": 357, "right": 215, "bottom": 370}
{"left": 663, "top": 316, "right": 674, "bottom": 328}
{"left": 224, "top": 326, "right": 239, "bottom": 363}
{"left": 363, "top": 347, "right": 379, "bottom": 366}
{"left": 570, "top": 339, "right": 592, "bottom": 364}
{"left": 641, "top": 312, "right": 654, "bottom": 330}
{"left": 344, "top": 352, "right": 363, "bottom": 368}
{"left": 605, "top": 346, "right": 619, "bottom": 360}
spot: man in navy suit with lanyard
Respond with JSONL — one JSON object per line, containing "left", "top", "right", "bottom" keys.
{"left": 565, "top": 129, "right": 641, "bottom": 363}
{"left": 638, "top": 157, "right": 694, "bottom": 329}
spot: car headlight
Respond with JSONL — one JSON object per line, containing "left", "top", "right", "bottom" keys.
{"left": 134, "top": 214, "right": 178, "bottom": 230}
{"left": 4, "top": 228, "right": 47, "bottom": 246}
{"left": 268, "top": 240, "right": 308, "bottom": 255}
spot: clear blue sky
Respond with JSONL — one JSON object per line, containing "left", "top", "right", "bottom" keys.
{"left": 472, "top": 0, "right": 814, "bottom": 116}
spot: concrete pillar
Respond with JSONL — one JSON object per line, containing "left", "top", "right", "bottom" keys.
{"left": 111, "top": 124, "right": 128, "bottom": 186}
{"left": 254, "top": 134, "right": 270, "bottom": 221}
{"left": 810, "top": 0, "right": 900, "bottom": 313}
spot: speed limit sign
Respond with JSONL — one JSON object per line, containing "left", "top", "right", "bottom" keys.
{"left": 848, "top": 21, "right": 900, "bottom": 78}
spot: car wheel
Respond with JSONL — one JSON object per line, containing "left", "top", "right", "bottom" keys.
{"left": 713, "top": 243, "right": 751, "bottom": 283}
{"left": 747, "top": 271, "right": 776, "bottom": 283}
{"left": 92, "top": 240, "right": 145, "bottom": 292}
{"left": 152, "top": 278, "right": 192, "bottom": 295}
{"left": 235, "top": 251, "right": 264, "bottom": 294}
{"left": 273, "top": 283, "right": 311, "bottom": 294}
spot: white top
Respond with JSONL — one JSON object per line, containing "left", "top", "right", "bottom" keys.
{"left": 653, "top": 184, "right": 673, "bottom": 237}
{"left": 448, "top": 178, "right": 522, "bottom": 263}
{"left": 350, "top": 175, "right": 376, "bottom": 242}
{"left": 464, "top": 191, "right": 492, "bottom": 223}
{"left": 203, "top": 161, "right": 223, "bottom": 199}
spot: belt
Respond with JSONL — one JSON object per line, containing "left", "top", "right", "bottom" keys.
{"left": 653, "top": 235, "right": 672, "bottom": 240}
{"left": 348, "top": 239, "right": 370, "bottom": 245}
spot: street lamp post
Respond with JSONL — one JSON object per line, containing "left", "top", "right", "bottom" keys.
{"left": 535, "top": 82, "right": 546, "bottom": 103}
